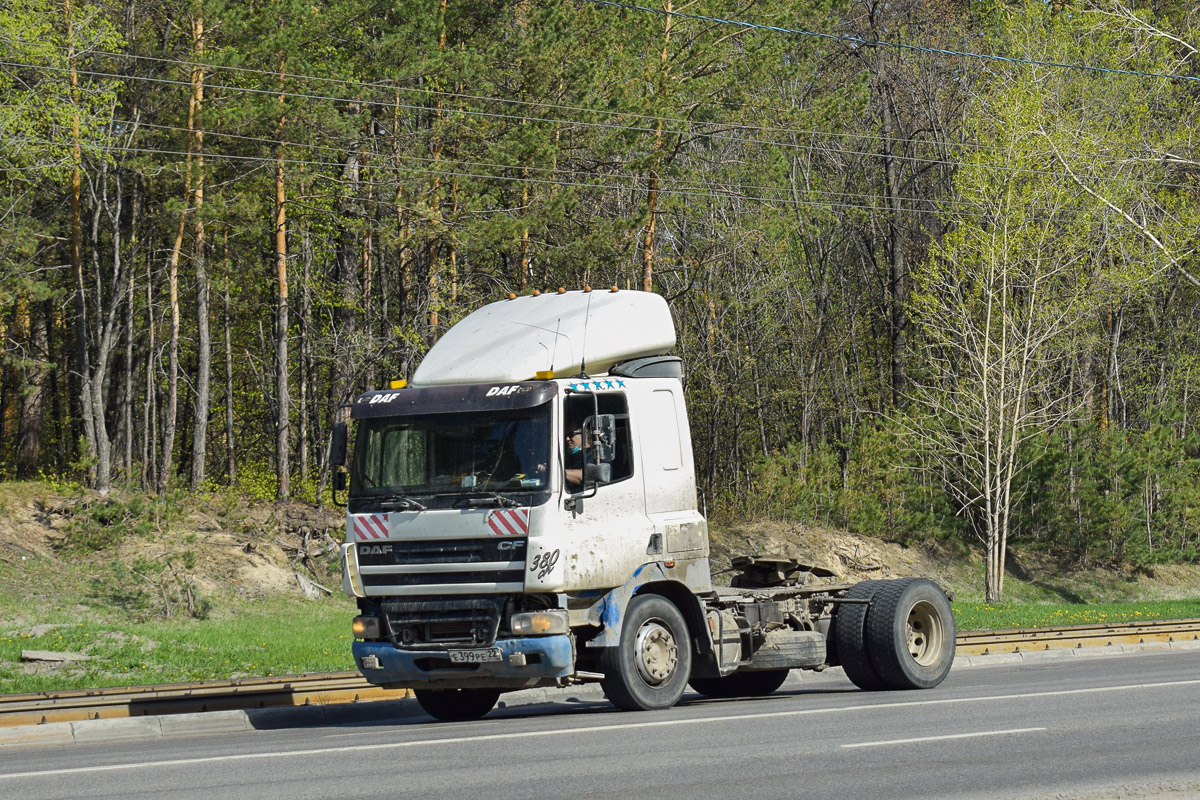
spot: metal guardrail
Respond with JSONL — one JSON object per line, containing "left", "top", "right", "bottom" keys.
{"left": 954, "top": 618, "right": 1200, "bottom": 655}
{"left": 3, "top": 619, "right": 1199, "bottom": 727}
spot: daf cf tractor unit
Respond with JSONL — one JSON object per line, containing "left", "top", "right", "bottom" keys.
{"left": 331, "top": 288, "right": 955, "bottom": 721}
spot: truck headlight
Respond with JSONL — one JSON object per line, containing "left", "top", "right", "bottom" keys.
{"left": 511, "top": 610, "right": 568, "bottom": 636}
{"left": 352, "top": 615, "right": 382, "bottom": 639}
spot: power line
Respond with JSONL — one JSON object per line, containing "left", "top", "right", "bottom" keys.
{"left": 115, "top": 119, "right": 1014, "bottom": 214}
{"left": 580, "top": 0, "right": 1200, "bottom": 84}
{"left": 8, "top": 31, "right": 990, "bottom": 154}
{"left": 2, "top": 58, "right": 1189, "bottom": 195}
{"left": 1, "top": 134, "right": 1153, "bottom": 227}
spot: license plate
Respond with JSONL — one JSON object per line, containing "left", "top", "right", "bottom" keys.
{"left": 448, "top": 648, "right": 503, "bottom": 664}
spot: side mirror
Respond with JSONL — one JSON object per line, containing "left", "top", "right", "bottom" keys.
{"left": 330, "top": 421, "right": 348, "bottom": 467}
{"left": 584, "top": 414, "right": 617, "bottom": 463}
{"left": 333, "top": 470, "right": 348, "bottom": 492}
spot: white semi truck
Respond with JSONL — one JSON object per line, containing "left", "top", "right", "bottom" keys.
{"left": 332, "top": 289, "right": 955, "bottom": 721}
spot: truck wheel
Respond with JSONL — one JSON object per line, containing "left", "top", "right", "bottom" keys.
{"left": 600, "top": 594, "right": 692, "bottom": 711}
{"left": 832, "top": 580, "right": 887, "bottom": 691}
{"left": 689, "top": 669, "right": 789, "bottom": 699}
{"left": 414, "top": 688, "right": 501, "bottom": 722}
{"left": 865, "top": 578, "right": 956, "bottom": 690}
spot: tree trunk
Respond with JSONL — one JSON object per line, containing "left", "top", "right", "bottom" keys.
{"left": 189, "top": 15, "right": 209, "bottom": 491}
{"left": 274, "top": 59, "right": 290, "bottom": 500}
{"left": 427, "top": 0, "right": 448, "bottom": 335}
{"left": 299, "top": 222, "right": 312, "bottom": 485}
{"left": 641, "top": 1, "right": 671, "bottom": 294}
{"left": 122, "top": 178, "right": 139, "bottom": 480}
{"left": 88, "top": 155, "right": 127, "bottom": 496}
{"left": 16, "top": 300, "right": 50, "bottom": 477}
{"left": 159, "top": 88, "right": 196, "bottom": 492}
{"left": 878, "top": 73, "right": 908, "bottom": 409}
{"left": 223, "top": 245, "right": 236, "bottom": 481}
{"left": 65, "top": 0, "right": 97, "bottom": 484}
{"left": 142, "top": 258, "right": 156, "bottom": 488}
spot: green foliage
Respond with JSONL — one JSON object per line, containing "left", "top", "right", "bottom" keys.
{"left": 1015, "top": 413, "right": 1200, "bottom": 567}
{"left": 91, "top": 553, "right": 212, "bottom": 620}
{"left": 228, "top": 463, "right": 281, "bottom": 504}
{"left": 749, "top": 419, "right": 957, "bottom": 543}
{"left": 58, "top": 492, "right": 184, "bottom": 553}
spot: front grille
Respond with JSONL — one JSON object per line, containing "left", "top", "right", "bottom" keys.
{"left": 357, "top": 538, "right": 525, "bottom": 566}
{"left": 357, "top": 537, "right": 527, "bottom": 596}
{"left": 382, "top": 596, "right": 503, "bottom": 647}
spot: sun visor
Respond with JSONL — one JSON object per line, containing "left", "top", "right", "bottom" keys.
{"left": 351, "top": 382, "right": 556, "bottom": 419}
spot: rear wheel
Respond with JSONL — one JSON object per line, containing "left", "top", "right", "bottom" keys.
{"left": 865, "top": 578, "right": 956, "bottom": 690}
{"left": 600, "top": 594, "right": 692, "bottom": 711}
{"left": 414, "top": 688, "right": 501, "bottom": 722}
{"left": 832, "top": 580, "right": 887, "bottom": 691}
{"left": 689, "top": 669, "right": 789, "bottom": 699}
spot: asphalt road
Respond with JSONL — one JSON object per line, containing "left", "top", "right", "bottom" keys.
{"left": 2, "top": 651, "right": 1199, "bottom": 800}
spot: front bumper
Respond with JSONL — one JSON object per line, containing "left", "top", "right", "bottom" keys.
{"left": 353, "top": 634, "right": 574, "bottom": 690}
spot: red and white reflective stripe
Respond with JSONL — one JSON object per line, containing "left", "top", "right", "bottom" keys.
{"left": 352, "top": 513, "right": 390, "bottom": 540}
{"left": 487, "top": 508, "right": 529, "bottom": 536}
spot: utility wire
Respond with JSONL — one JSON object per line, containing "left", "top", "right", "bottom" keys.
{"left": 1, "top": 134, "right": 1157, "bottom": 227}
{"left": 580, "top": 0, "right": 1200, "bottom": 84}
{"left": 110, "top": 119, "right": 1026, "bottom": 213}
{"left": 1, "top": 61, "right": 1189, "bottom": 194}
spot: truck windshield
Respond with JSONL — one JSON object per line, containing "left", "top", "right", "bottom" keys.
{"left": 350, "top": 404, "right": 551, "bottom": 498}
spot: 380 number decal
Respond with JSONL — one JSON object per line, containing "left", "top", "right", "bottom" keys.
{"left": 530, "top": 549, "right": 560, "bottom": 580}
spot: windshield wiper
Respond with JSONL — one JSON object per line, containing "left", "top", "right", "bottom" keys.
{"left": 375, "top": 494, "right": 427, "bottom": 511}
{"left": 455, "top": 492, "right": 520, "bottom": 509}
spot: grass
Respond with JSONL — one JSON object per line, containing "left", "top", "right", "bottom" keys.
{"left": 952, "top": 598, "right": 1200, "bottom": 632}
{"left": 0, "top": 597, "right": 358, "bottom": 694}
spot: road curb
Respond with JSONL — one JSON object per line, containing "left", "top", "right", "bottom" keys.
{"left": 2, "top": 640, "right": 1197, "bottom": 749}
{"left": 0, "top": 699, "right": 418, "bottom": 749}
{"left": 952, "top": 637, "right": 1200, "bottom": 667}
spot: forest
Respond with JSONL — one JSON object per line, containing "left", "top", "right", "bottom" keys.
{"left": 2, "top": 0, "right": 1199, "bottom": 600}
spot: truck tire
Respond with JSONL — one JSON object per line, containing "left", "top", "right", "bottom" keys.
{"left": 599, "top": 594, "right": 692, "bottom": 711}
{"left": 864, "top": 578, "right": 955, "bottom": 690}
{"left": 689, "top": 669, "right": 789, "bottom": 699}
{"left": 832, "top": 580, "right": 887, "bottom": 691}
{"left": 414, "top": 688, "right": 501, "bottom": 722}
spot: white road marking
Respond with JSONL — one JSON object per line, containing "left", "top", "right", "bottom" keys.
{"left": 3, "top": 678, "right": 1199, "bottom": 780}
{"left": 842, "top": 726, "right": 1046, "bottom": 748}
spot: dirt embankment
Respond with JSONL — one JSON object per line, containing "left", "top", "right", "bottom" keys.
{"left": 0, "top": 483, "right": 345, "bottom": 607}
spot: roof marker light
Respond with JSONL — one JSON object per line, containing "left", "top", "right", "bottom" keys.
{"left": 583, "top": 285, "right": 592, "bottom": 292}
{"left": 532, "top": 289, "right": 541, "bottom": 296}
{"left": 610, "top": 285, "right": 619, "bottom": 292}
{"left": 507, "top": 292, "right": 517, "bottom": 300}
{"left": 389, "top": 379, "right": 407, "bottom": 389}
{"left": 557, "top": 287, "right": 566, "bottom": 294}
{"left": 535, "top": 370, "right": 554, "bottom": 380}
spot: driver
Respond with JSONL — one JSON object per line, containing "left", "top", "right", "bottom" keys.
{"left": 564, "top": 425, "right": 587, "bottom": 488}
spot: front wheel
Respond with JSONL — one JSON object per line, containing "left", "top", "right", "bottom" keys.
{"left": 414, "top": 688, "right": 501, "bottom": 722}
{"left": 600, "top": 594, "right": 692, "bottom": 711}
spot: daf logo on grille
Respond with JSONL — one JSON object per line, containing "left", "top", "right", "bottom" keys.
{"left": 497, "top": 540, "right": 526, "bottom": 551}
{"left": 360, "top": 545, "right": 393, "bottom": 555}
